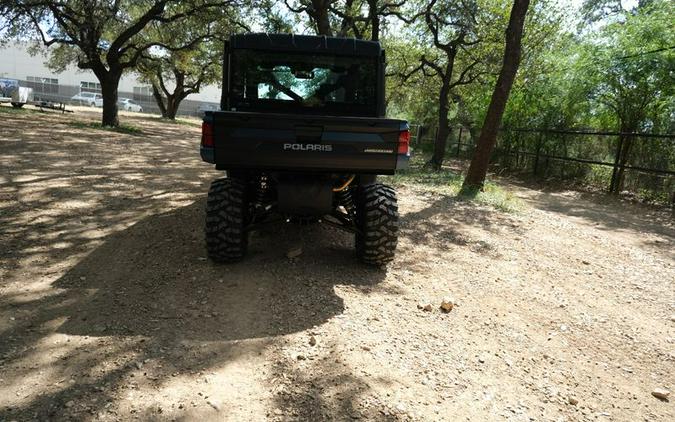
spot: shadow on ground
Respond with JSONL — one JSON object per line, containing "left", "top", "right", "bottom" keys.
{"left": 0, "top": 199, "right": 389, "bottom": 420}
{"left": 500, "top": 177, "right": 674, "bottom": 240}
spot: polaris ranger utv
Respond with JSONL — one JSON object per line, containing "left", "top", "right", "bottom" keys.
{"left": 200, "top": 33, "right": 410, "bottom": 265}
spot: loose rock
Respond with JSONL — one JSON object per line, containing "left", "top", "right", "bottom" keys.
{"left": 286, "top": 247, "right": 303, "bottom": 259}
{"left": 418, "top": 303, "right": 433, "bottom": 312}
{"left": 309, "top": 336, "right": 317, "bottom": 346}
{"left": 440, "top": 297, "right": 454, "bottom": 313}
{"left": 568, "top": 396, "right": 579, "bottom": 406}
{"left": 651, "top": 388, "right": 670, "bottom": 400}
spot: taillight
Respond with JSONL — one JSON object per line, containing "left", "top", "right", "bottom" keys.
{"left": 201, "top": 121, "right": 214, "bottom": 147}
{"left": 398, "top": 129, "right": 410, "bottom": 155}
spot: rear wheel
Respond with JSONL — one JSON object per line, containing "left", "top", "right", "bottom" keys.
{"left": 355, "top": 184, "right": 399, "bottom": 265}
{"left": 205, "top": 178, "right": 249, "bottom": 262}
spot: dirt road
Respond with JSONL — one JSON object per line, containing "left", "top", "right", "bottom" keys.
{"left": 1, "top": 106, "right": 673, "bottom": 421}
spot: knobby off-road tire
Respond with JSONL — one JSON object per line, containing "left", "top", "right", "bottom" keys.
{"left": 205, "top": 178, "right": 249, "bottom": 263}
{"left": 355, "top": 184, "right": 399, "bottom": 265}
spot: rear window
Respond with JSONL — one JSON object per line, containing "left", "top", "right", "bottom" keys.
{"left": 230, "top": 50, "right": 378, "bottom": 116}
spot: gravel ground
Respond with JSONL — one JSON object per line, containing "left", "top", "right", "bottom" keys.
{"left": 1, "top": 105, "right": 673, "bottom": 421}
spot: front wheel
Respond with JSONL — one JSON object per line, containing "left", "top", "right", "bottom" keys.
{"left": 205, "top": 178, "right": 249, "bottom": 262}
{"left": 355, "top": 184, "right": 399, "bottom": 266}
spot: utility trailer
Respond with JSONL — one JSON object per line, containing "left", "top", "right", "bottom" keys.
{"left": 0, "top": 77, "right": 72, "bottom": 113}
{"left": 0, "top": 78, "right": 33, "bottom": 108}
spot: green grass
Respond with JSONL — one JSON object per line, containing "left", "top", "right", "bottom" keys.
{"left": 463, "top": 182, "right": 523, "bottom": 213}
{"left": 67, "top": 121, "right": 143, "bottom": 135}
{"left": 383, "top": 154, "right": 524, "bottom": 213}
{"left": 0, "top": 104, "right": 42, "bottom": 114}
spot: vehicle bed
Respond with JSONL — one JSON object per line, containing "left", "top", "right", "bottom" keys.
{"left": 202, "top": 110, "right": 408, "bottom": 174}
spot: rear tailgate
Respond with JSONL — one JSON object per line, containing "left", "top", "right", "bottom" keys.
{"left": 204, "top": 111, "right": 407, "bottom": 174}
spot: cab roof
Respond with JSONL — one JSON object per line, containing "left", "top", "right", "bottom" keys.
{"left": 229, "top": 33, "right": 382, "bottom": 57}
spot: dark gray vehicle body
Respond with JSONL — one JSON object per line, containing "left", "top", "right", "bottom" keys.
{"left": 202, "top": 111, "right": 407, "bottom": 175}
{"left": 201, "top": 33, "right": 409, "bottom": 175}
{"left": 200, "top": 34, "right": 408, "bottom": 265}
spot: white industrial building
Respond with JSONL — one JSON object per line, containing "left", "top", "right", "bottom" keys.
{"left": 0, "top": 43, "right": 221, "bottom": 115}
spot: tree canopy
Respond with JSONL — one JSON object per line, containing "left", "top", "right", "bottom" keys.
{"left": 1, "top": 0, "right": 240, "bottom": 125}
{"left": 1, "top": 0, "right": 672, "bottom": 197}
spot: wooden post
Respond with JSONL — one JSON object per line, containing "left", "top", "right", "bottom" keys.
{"left": 511, "top": 132, "right": 517, "bottom": 168}
{"left": 456, "top": 127, "right": 463, "bottom": 157}
{"left": 415, "top": 125, "right": 423, "bottom": 148}
{"left": 609, "top": 135, "right": 624, "bottom": 193}
{"left": 533, "top": 132, "right": 543, "bottom": 175}
{"left": 560, "top": 133, "right": 567, "bottom": 179}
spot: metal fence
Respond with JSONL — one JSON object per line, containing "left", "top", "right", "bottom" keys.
{"left": 412, "top": 124, "right": 675, "bottom": 204}
{"left": 15, "top": 79, "right": 219, "bottom": 118}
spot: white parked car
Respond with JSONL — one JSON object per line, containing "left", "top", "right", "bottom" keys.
{"left": 118, "top": 98, "right": 143, "bottom": 112}
{"left": 71, "top": 92, "right": 102, "bottom": 107}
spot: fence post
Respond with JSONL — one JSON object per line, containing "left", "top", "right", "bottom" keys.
{"left": 533, "top": 132, "right": 543, "bottom": 175}
{"left": 609, "top": 135, "right": 624, "bottom": 193}
{"left": 456, "top": 127, "right": 463, "bottom": 157}
{"left": 508, "top": 131, "right": 523, "bottom": 169}
{"left": 415, "top": 125, "right": 423, "bottom": 148}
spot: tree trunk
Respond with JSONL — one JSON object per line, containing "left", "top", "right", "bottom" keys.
{"left": 614, "top": 135, "right": 633, "bottom": 192}
{"left": 165, "top": 97, "right": 178, "bottom": 119}
{"left": 100, "top": 72, "right": 122, "bottom": 127}
{"left": 371, "top": 15, "right": 380, "bottom": 41}
{"left": 150, "top": 68, "right": 193, "bottom": 120}
{"left": 312, "top": 0, "right": 333, "bottom": 36}
{"left": 338, "top": 0, "right": 356, "bottom": 36}
{"left": 151, "top": 83, "right": 168, "bottom": 117}
{"left": 165, "top": 94, "right": 183, "bottom": 120}
{"left": 462, "top": 0, "right": 530, "bottom": 191}
{"left": 428, "top": 81, "right": 451, "bottom": 170}
{"left": 368, "top": 0, "right": 380, "bottom": 41}
{"left": 151, "top": 92, "right": 184, "bottom": 120}
{"left": 614, "top": 122, "right": 637, "bottom": 193}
